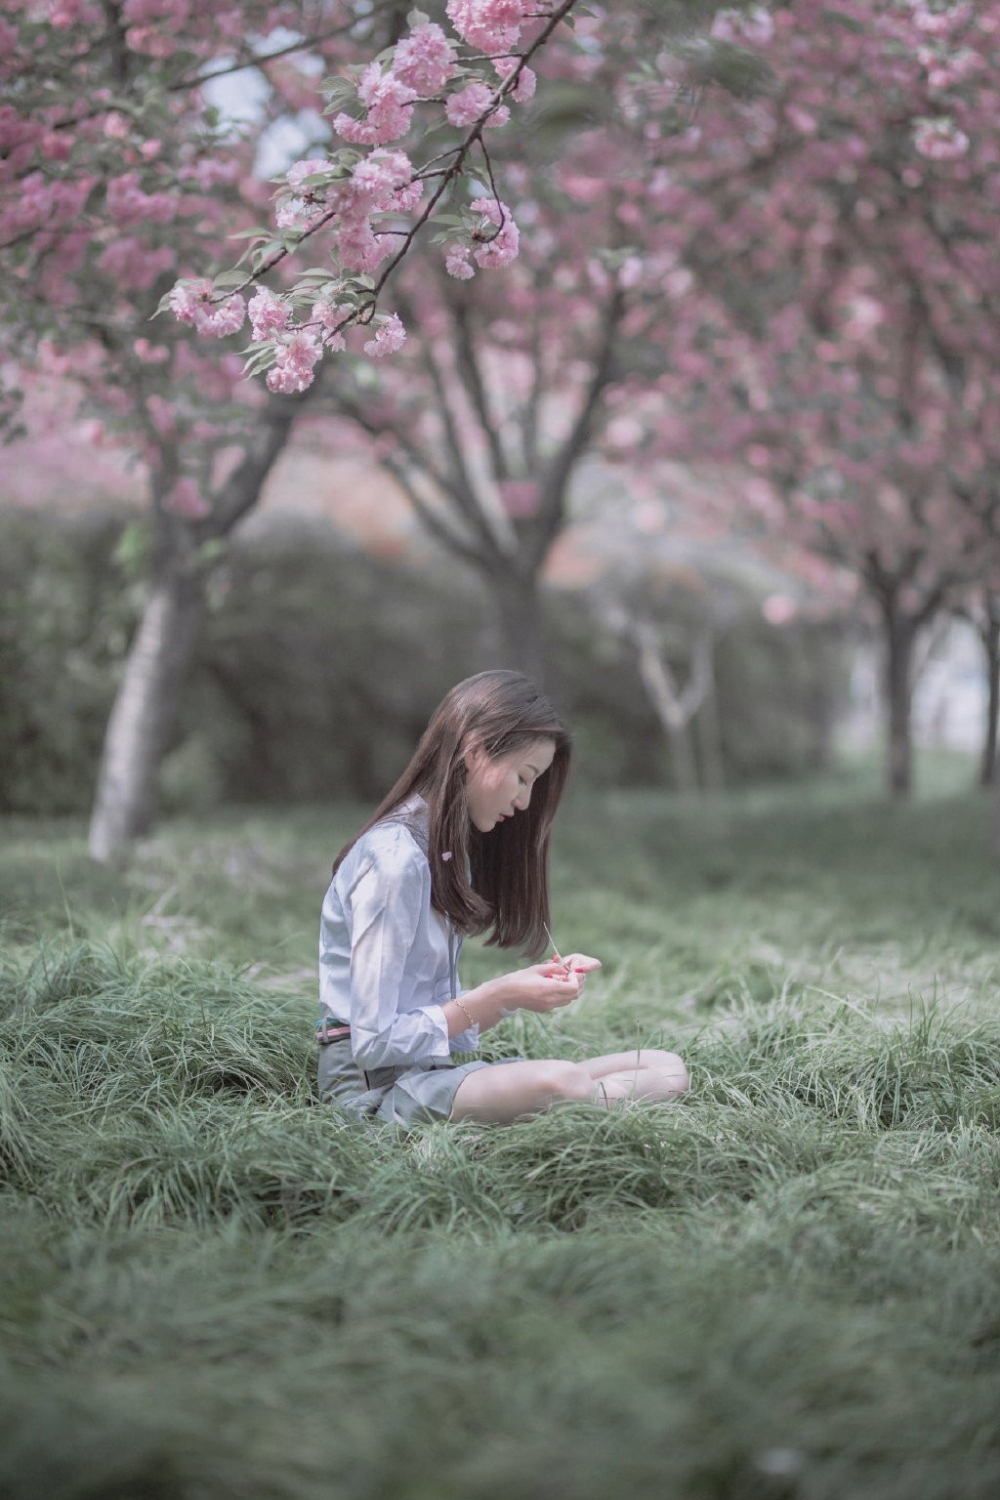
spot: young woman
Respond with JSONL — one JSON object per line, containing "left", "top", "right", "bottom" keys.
{"left": 317, "top": 670, "right": 689, "bottom": 1124}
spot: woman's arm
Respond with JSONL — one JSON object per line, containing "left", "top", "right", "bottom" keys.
{"left": 442, "top": 955, "right": 602, "bottom": 1037}
{"left": 343, "top": 833, "right": 460, "bottom": 1069}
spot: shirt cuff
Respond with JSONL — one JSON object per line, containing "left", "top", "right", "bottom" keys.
{"left": 424, "top": 1002, "right": 458, "bottom": 1061}
{"left": 449, "top": 1022, "right": 480, "bottom": 1054}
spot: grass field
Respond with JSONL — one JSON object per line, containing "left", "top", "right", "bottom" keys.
{"left": 2, "top": 756, "right": 1000, "bottom": 1499}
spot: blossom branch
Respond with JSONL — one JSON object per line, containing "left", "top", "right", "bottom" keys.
{"left": 165, "top": 0, "right": 584, "bottom": 388}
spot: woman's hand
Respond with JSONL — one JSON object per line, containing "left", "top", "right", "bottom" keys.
{"left": 559, "top": 953, "right": 602, "bottom": 975}
{"left": 450, "top": 955, "right": 603, "bottom": 1034}
{"left": 499, "top": 954, "right": 602, "bottom": 1013}
{"left": 500, "top": 963, "right": 583, "bottom": 1012}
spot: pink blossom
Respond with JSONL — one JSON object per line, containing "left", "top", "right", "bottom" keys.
{"left": 315, "top": 300, "right": 348, "bottom": 350}
{"left": 363, "top": 312, "right": 406, "bottom": 358}
{"left": 785, "top": 105, "right": 817, "bottom": 135}
{"left": 446, "top": 81, "right": 508, "bottom": 129}
{"left": 169, "top": 279, "right": 213, "bottom": 326}
{"left": 125, "top": 26, "right": 175, "bottom": 56}
{"left": 133, "top": 337, "right": 170, "bottom": 364}
{"left": 168, "top": 280, "right": 245, "bottom": 338}
{"left": 106, "top": 172, "right": 175, "bottom": 226}
{"left": 762, "top": 595, "right": 797, "bottom": 625}
{"left": 163, "top": 477, "right": 211, "bottom": 520}
{"left": 387, "top": 178, "right": 424, "bottom": 214}
{"left": 48, "top": 0, "right": 99, "bottom": 26}
{"left": 180, "top": 157, "right": 240, "bottom": 190}
{"left": 286, "top": 157, "right": 331, "bottom": 190}
{"left": 197, "top": 294, "right": 245, "bottom": 339}
{"left": 470, "top": 197, "right": 519, "bottom": 268}
{"left": 351, "top": 148, "right": 413, "bottom": 200}
{"left": 97, "top": 238, "right": 174, "bottom": 289}
{"left": 334, "top": 61, "right": 417, "bottom": 146}
{"left": 266, "top": 328, "right": 322, "bottom": 393}
{"left": 446, "top": 0, "right": 530, "bottom": 53}
{"left": 494, "top": 60, "right": 536, "bottom": 103}
{"left": 40, "top": 130, "right": 72, "bottom": 162}
{"left": 497, "top": 479, "right": 538, "bottom": 518}
{"left": 913, "top": 117, "right": 970, "bottom": 160}
{"left": 392, "top": 23, "right": 456, "bottom": 95}
{"left": 445, "top": 244, "right": 475, "bottom": 280}
{"left": 337, "top": 216, "right": 393, "bottom": 273}
{"left": 248, "top": 287, "right": 290, "bottom": 340}
{"left": 710, "top": 6, "right": 774, "bottom": 45}
{"left": 275, "top": 197, "right": 316, "bottom": 231}
{"left": 618, "top": 255, "right": 643, "bottom": 289}
{"left": 911, "top": 2, "right": 969, "bottom": 35}
{"left": 123, "top": 0, "right": 192, "bottom": 24}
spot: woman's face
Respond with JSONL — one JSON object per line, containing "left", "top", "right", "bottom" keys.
{"left": 463, "top": 736, "right": 556, "bottom": 833}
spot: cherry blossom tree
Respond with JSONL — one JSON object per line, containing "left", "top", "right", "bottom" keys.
{"left": 629, "top": 0, "right": 1000, "bottom": 796}
{"left": 5, "top": 0, "right": 737, "bottom": 851}
{"left": 164, "top": 0, "right": 730, "bottom": 376}
{"left": 0, "top": 1, "right": 417, "bottom": 858}
{"left": 174, "top": 1, "right": 741, "bottom": 679}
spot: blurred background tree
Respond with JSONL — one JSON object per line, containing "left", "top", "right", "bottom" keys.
{"left": 2, "top": 0, "right": 997, "bottom": 842}
{"left": 0, "top": 1, "right": 418, "bottom": 858}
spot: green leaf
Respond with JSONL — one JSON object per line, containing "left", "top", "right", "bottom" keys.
{"left": 113, "top": 520, "right": 151, "bottom": 578}
{"left": 212, "top": 269, "right": 251, "bottom": 290}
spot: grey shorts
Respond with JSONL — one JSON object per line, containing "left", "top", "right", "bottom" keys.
{"left": 317, "top": 1039, "right": 521, "bottom": 1126}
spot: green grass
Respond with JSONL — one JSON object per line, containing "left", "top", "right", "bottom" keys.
{"left": 2, "top": 763, "right": 1000, "bottom": 1498}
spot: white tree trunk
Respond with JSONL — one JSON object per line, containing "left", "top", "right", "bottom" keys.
{"left": 88, "top": 569, "right": 203, "bottom": 862}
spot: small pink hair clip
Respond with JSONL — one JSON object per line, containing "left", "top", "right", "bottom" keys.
{"left": 441, "top": 851, "right": 453, "bottom": 862}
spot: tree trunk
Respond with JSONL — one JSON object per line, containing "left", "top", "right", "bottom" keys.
{"left": 979, "top": 614, "right": 999, "bottom": 789}
{"left": 490, "top": 562, "right": 547, "bottom": 684}
{"left": 693, "top": 642, "right": 725, "bottom": 793}
{"left": 632, "top": 627, "right": 711, "bottom": 801}
{"left": 87, "top": 390, "right": 306, "bottom": 863}
{"left": 88, "top": 562, "right": 204, "bottom": 862}
{"left": 881, "top": 598, "right": 915, "bottom": 798}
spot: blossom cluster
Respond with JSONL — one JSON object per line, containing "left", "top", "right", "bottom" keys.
{"left": 168, "top": 0, "right": 564, "bottom": 389}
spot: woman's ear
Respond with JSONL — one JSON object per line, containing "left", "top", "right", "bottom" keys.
{"left": 462, "top": 738, "right": 487, "bottom": 774}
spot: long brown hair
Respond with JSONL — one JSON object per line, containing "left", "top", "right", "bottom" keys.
{"left": 332, "top": 670, "right": 572, "bottom": 955}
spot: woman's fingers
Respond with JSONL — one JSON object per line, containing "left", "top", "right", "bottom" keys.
{"left": 562, "top": 952, "right": 602, "bottom": 973}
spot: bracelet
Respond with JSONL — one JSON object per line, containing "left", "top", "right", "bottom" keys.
{"left": 453, "top": 995, "right": 477, "bottom": 1030}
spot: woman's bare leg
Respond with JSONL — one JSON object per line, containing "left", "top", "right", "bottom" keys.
{"left": 450, "top": 1050, "right": 688, "bottom": 1123}
{"left": 579, "top": 1049, "right": 690, "bottom": 1103}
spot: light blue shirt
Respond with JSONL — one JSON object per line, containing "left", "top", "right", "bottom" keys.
{"left": 319, "top": 798, "right": 478, "bottom": 1070}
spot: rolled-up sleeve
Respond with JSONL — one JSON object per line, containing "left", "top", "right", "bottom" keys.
{"left": 345, "top": 838, "right": 453, "bottom": 1070}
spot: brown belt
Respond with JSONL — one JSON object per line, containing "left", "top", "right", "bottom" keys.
{"left": 316, "top": 1018, "right": 351, "bottom": 1046}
